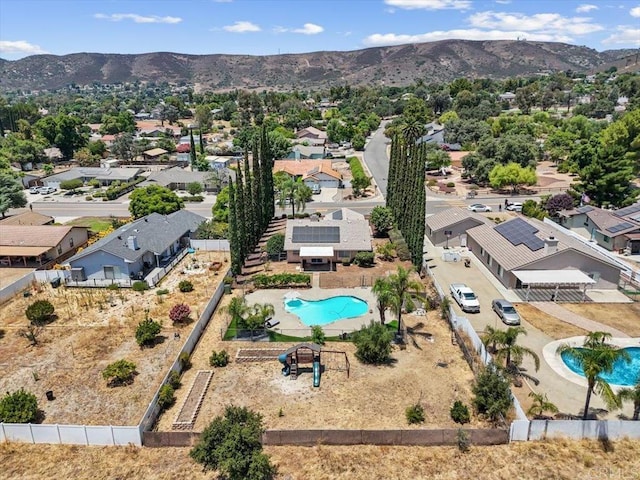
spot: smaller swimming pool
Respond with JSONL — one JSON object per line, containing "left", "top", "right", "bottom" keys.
{"left": 561, "top": 347, "right": 640, "bottom": 387}
{"left": 285, "top": 295, "right": 368, "bottom": 326}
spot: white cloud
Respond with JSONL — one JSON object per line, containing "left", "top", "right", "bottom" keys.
{"left": 0, "top": 40, "right": 48, "bottom": 55}
{"left": 576, "top": 4, "right": 598, "bottom": 13}
{"left": 384, "top": 0, "right": 471, "bottom": 11}
{"left": 469, "top": 11, "right": 603, "bottom": 36}
{"left": 495, "top": 0, "right": 511, "bottom": 4}
{"left": 223, "top": 21, "right": 261, "bottom": 33}
{"left": 292, "top": 23, "right": 324, "bottom": 35}
{"left": 94, "top": 13, "right": 182, "bottom": 24}
{"left": 602, "top": 27, "right": 640, "bottom": 45}
{"left": 630, "top": 6, "right": 640, "bottom": 17}
{"left": 363, "top": 28, "right": 575, "bottom": 47}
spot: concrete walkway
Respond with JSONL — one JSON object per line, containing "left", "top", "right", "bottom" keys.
{"left": 530, "top": 302, "right": 630, "bottom": 338}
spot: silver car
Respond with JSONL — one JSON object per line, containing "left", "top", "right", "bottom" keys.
{"left": 492, "top": 299, "right": 521, "bottom": 325}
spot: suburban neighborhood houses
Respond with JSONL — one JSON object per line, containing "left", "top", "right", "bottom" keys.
{"left": 1, "top": 31, "right": 639, "bottom": 480}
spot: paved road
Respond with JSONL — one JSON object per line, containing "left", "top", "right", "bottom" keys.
{"left": 363, "top": 121, "right": 391, "bottom": 197}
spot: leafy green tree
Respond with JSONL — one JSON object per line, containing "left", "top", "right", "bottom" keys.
{"left": 0, "top": 389, "right": 39, "bottom": 423}
{"left": 425, "top": 149, "right": 451, "bottom": 172}
{"left": 489, "top": 163, "right": 537, "bottom": 193}
{"left": 60, "top": 179, "right": 83, "bottom": 191}
{"left": 187, "top": 182, "right": 203, "bottom": 196}
{"left": 128, "top": 185, "right": 184, "bottom": 219}
{"left": 43, "top": 163, "right": 54, "bottom": 175}
{"left": 267, "top": 130, "right": 291, "bottom": 159}
{"left": 617, "top": 378, "right": 640, "bottom": 421}
{"left": 527, "top": 392, "right": 559, "bottom": 419}
{"left": 100, "top": 111, "right": 136, "bottom": 134}
{"left": 135, "top": 317, "right": 162, "bottom": 347}
{"left": 265, "top": 233, "right": 285, "bottom": 257}
{"left": 557, "top": 332, "right": 631, "bottom": 419}
{"left": 370, "top": 206, "right": 393, "bottom": 236}
{"left": 88, "top": 140, "right": 107, "bottom": 157}
{"left": 0, "top": 134, "right": 45, "bottom": 168}
{"left": 353, "top": 321, "right": 393, "bottom": 364}
{"left": 472, "top": 364, "right": 512, "bottom": 422}
{"left": 0, "top": 173, "right": 27, "bottom": 217}
{"left": 157, "top": 384, "right": 175, "bottom": 410}
{"left": 33, "top": 113, "right": 87, "bottom": 159}
{"left": 102, "top": 359, "right": 137, "bottom": 386}
{"left": 352, "top": 133, "right": 366, "bottom": 151}
{"left": 111, "top": 132, "right": 135, "bottom": 161}
{"left": 190, "top": 405, "right": 276, "bottom": 480}
{"left": 310, "top": 325, "right": 326, "bottom": 345}
{"left": 25, "top": 300, "right": 55, "bottom": 325}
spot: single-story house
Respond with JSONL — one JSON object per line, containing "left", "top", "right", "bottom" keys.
{"left": 286, "top": 145, "right": 326, "bottom": 160}
{"left": 284, "top": 208, "right": 372, "bottom": 269}
{"left": 0, "top": 225, "right": 88, "bottom": 267}
{"left": 139, "top": 166, "right": 233, "bottom": 192}
{"left": 499, "top": 92, "right": 517, "bottom": 103}
{"left": 466, "top": 216, "right": 622, "bottom": 290}
{"left": 296, "top": 126, "right": 327, "bottom": 143}
{"left": 416, "top": 122, "right": 460, "bottom": 151}
{"left": 43, "top": 147, "right": 63, "bottom": 162}
{"left": 556, "top": 204, "right": 640, "bottom": 253}
{"left": 273, "top": 160, "right": 342, "bottom": 189}
{"left": 65, "top": 210, "right": 205, "bottom": 283}
{"left": 426, "top": 208, "right": 489, "bottom": 247}
{"left": 142, "top": 148, "right": 169, "bottom": 161}
{"left": 42, "top": 167, "right": 141, "bottom": 189}
{"left": 179, "top": 135, "right": 200, "bottom": 145}
{"left": 0, "top": 211, "right": 54, "bottom": 226}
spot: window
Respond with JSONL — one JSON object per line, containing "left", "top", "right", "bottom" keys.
{"left": 480, "top": 247, "right": 484, "bottom": 256}
{"left": 488, "top": 255, "right": 492, "bottom": 267}
{"left": 498, "top": 265, "right": 504, "bottom": 277}
{"left": 69, "top": 237, "right": 74, "bottom": 248}
{"left": 311, "top": 258, "right": 323, "bottom": 264}
{"left": 57, "top": 245, "right": 62, "bottom": 255}
{"left": 603, "top": 235, "right": 610, "bottom": 243}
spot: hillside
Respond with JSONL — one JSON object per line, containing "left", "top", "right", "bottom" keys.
{"left": 0, "top": 40, "right": 636, "bottom": 92}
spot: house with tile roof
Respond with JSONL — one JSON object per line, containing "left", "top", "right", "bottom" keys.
{"left": 0, "top": 211, "right": 54, "bottom": 226}
{"left": 273, "top": 160, "right": 342, "bottom": 188}
{"left": 65, "top": 210, "right": 205, "bottom": 285}
{"left": 0, "top": 225, "right": 88, "bottom": 267}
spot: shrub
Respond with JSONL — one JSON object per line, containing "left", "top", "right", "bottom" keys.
{"left": 178, "top": 280, "right": 194, "bottom": 292}
{"left": 25, "top": 300, "right": 55, "bottom": 325}
{"left": 187, "top": 182, "right": 204, "bottom": 196}
{"left": 182, "top": 195, "right": 204, "bottom": 203}
{"left": 342, "top": 259, "right": 351, "bottom": 266}
{"left": 446, "top": 182, "right": 455, "bottom": 188}
{"left": 251, "top": 273, "right": 311, "bottom": 289}
{"left": 265, "top": 233, "right": 285, "bottom": 256}
{"left": 105, "top": 177, "right": 144, "bottom": 200}
{"left": 0, "top": 388, "right": 39, "bottom": 423}
{"left": 88, "top": 179, "right": 100, "bottom": 188}
{"left": 60, "top": 178, "right": 84, "bottom": 191}
{"left": 353, "top": 321, "right": 393, "bottom": 364}
{"left": 370, "top": 206, "right": 394, "bottom": 235}
{"left": 427, "top": 179, "right": 437, "bottom": 187}
{"left": 135, "top": 317, "right": 162, "bottom": 347}
{"left": 190, "top": 405, "right": 276, "bottom": 480}
{"left": 450, "top": 400, "right": 471, "bottom": 424}
{"left": 156, "top": 288, "right": 169, "bottom": 295}
{"left": 167, "top": 370, "right": 181, "bottom": 389}
{"left": 456, "top": 428, "right": 471, "bottom": 453}
{"left": 85, "top": 195, "right": 93, "bottom": 201}
{"left": 209, "top": 350, "right": 230, "bottom": 367}
{"left": 169, "top": 303, "right": 191, "bottom": 324}
{"left": 107, "top": 283, "right": 120, "bottom": 291}
{"left": 310, "top": 325, "right": 325, "bottom": 345}
{"left": 472, "top": 364, "right": 512, "bottom": 422}
{"left": 405, "top": 403, "right": 425, "bottom": 424}
{"left": 132, "top": 281, "right": 149, "bottom": 292}
{"left": 102, "top": 359, "right": 137, "bottom": 386}
{"left": 157, "top": 384, "right": 175, "bottom": 410}
{"left": 353, "top": 251, "right": 375, "bottom": 267}
{"left": 179, "top": 352, "right": 192, "bottom": 371}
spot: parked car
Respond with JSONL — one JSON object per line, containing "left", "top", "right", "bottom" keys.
{"left": 468, "top": 203, "right": 492, "bottom": 212}
{"left": 38, "top": 186, "right": 57, "bottom": 194}
{"left": 505, "top": 202, "right": 523, "bottom": 212}
{"left": 29, "top": 186, "right": 40, "bottom": 194}
{"left": 311, "top": 184, "right": 321, "bottom": 194}
{"left": 492, "top": 299, "right": 521, "bottom": 325}
{"left": 449, "top": 283, "right": 480, "bottom": 313}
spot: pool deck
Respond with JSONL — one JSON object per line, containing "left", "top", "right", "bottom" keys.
{"left": 244, "top": 287, "right": 380, "bottom": 337}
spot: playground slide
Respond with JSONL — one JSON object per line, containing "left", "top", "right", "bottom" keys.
{"left": 312, "top": 360, "right": 321, "bottom": 387}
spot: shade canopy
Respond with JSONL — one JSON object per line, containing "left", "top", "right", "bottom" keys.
{"left": 513, "top": 270, "right": 596, "bottom": 286}
{"left": 299, "top": 246, "right": 334, "bottom": 258}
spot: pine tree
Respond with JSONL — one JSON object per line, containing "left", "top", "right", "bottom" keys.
{"left": 189, "top": 129, "right": 197, "bottom": 164}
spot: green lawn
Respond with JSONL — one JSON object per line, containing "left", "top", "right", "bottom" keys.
{"left": 66, "top": 216, "right": 117, "bottom": 233}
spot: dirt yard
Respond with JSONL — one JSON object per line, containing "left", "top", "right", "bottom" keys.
{"left": 560, "top": 303, "right": 640, "bottom": 337}
{"left": 515, "top": 303, "right": 589, "bottom": 340}
{"left": 0, "top": 251, "right": 226, "bottom": 425}
{"left": 1, "top": 440, "right": 638, "bottom": 480}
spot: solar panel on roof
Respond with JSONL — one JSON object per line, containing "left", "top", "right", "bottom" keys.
{"left": 615, "top": 203, "right": 640, "bottom": 217}
{"left": 292, "top": 226, "right": 340, "bottom": 243}
{"left": 606, "top": 222, "right": 634, "bottom": 234}
{"left": 576, "top": 206, "right": 594, "bottom": 213}
{"left": 494, "top": 218, "right": 545, "bottom": 251}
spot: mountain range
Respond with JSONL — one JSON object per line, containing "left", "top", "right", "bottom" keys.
{"left": 0, "top": 40, "right": 638, "bottom": 92}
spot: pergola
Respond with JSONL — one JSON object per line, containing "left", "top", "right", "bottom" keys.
{"left": 0, "top": 246, "right": 49, "bottom": 266}
{"left": 513, "top": 270, "right": 596, "bottom": 302}
{"left": 298, "top": 246, "right": 334, "bottom": 271}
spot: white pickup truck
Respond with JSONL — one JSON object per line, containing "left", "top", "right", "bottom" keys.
{"left": 450, "top": 283, "right": 480, "bottom": 313}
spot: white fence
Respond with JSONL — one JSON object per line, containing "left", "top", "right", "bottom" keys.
{"left": 33, "top": 270, "right": 68, "bottom": 282}
{"left": 510, "top": 419, "right": 640, "bottom": 442}
{"left": 0, "top": 271, "right": 35, "bottom": 304}
{"left": 190, "top": 239, "right": 230, "bottom": 251}
{"left": 0, "top": 423, "right": 141, "bottom": 446}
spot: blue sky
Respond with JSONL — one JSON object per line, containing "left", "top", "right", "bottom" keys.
{"left": 0, "top": 0, "right": 639, "bottom": 60}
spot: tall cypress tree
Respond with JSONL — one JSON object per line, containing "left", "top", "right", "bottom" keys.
{"left": 252, "top": 136, "right": 264, "bottom": 234}
{"left": 260, "top": 125, "right": 275, "bottom": 226}
{"left": 228, "top": 178, "right": 242, "bottom": 275}
{"left": 199, "top": 129, "right": 205, "bottom": 155}
{"left": 235, "top": 159, "right": 247, "bottom": 266}
{"left": 189, "top": 129, "right": 197, "bottom": 165}
{"left": 243, "top": 150, "right": 257, "bottom": 247}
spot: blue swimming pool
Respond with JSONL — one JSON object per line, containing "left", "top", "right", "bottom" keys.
{"left": 285, "top": 296, "right": 368, "bottom": 326}
{"left": 561, "top": 347, "right": 640, "bottom": 386}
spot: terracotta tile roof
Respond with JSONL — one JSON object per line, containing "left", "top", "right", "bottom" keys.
{"left": 0, "top": 225, "right": 78, "bottom": 247}
{"left": 273, "top": 160, "right": 340, "bottom": 179}
{"left": 0, "top": 212, "right": 54, "bottom": 226}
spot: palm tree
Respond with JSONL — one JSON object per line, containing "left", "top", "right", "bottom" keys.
{"left": 226, "top": 296, "right": 248, "bottom": 324}
{"left": 276, "top": 177, "right": 309, "bottom": 216}
{"left": 372, "top": 277, "right": 396, "bottom": 325}
{"left": 494, "top": 327, "right": 540, "bottom": 371}
{"left": 245, "top": 302, "right": 275, "bottom": 330}
{"left": 375, "top": 242, "right": 396, "bottom": 261}
{"left": 527, "top": 392, "right": 559, "bottom": 419}
{"left": 557, "top": 331, "right": 631, "bottom": 420}
{"left": 387, "top": 266, "right": 424, "bottom": 335}
{"left": 618, "top": 378, "right": 640, "bottom": 421}
{"left": 481, "top": 325, "right": 504, "bottom": 354}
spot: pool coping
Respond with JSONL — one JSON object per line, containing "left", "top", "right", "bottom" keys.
{"left": 543, "top": 336, "right": 640, "bottom": 390}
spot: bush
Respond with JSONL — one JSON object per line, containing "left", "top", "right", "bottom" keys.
{"left": 85, "top": 195, "right": 93, "bottom": 201}
{"left": 102, "top": 359, "right": 137, "bottom": 386}
{"left": 406, "top": 403, "right": 425, "bottom": 424}
{"left": 167, "top": 370, "right": 181, "bottom": 389}
{"left": 456, "top": 428, "right": 471, "bottom": 453}
{"left": 25, "top": 300, "right": 55, "bottom": 325}
{"left": 209, "top": 350, "right": 230, "bottom": 367}
{"left": 265, "top": 233, "right": 285, "bottom": 256}
{"left": 187, "top": 182, "right": 204, "bottom": 196}
{"left": 88, "top": 179, "right": 100, "bottom": 188}
{"left": 178, "top": 280, "right": 194, "bottom": 292}
{"left": 182, "top": 195, "right": 204, "bottom": 203}
{"left": 169, "top": 303, "right": 191, "bottom": 324}
{"left": 342, "top": 259, "right": 351, "bottom": 266}
{"left": 105, "top": 177, "right": 144, "bottom": 200}
{"left": 107, "top": 283, "right": 120, "bottom": 291}
{"left": 472, "top": 364, "right": 512, "bottom": 422}
{"left": 446, "top": 182, "right": 455, "bottom": 188}
{"left": 310, "top": 325, "right": 325, "bottom": 345}
{"left": 450, "top": 400, "right": 471, "bottom": 424}
{"left": 370, "top": 206, "right": 394, "bottom": 235}
{"left": 0, "top": 388, "right": 39, "bottom": 423}
{"left": 353, "top": 251, "right": 375, "bottom": 267}
{"left": 190, "top": 405, "right": 276, "bottom": 480}
{"left": 132, "top": 281, "right": 149, "bottom": 292}
{"left": 92, "top": 190, "right": 106, "bottom": 198}
{"left": 158, "top": 384, "right": 175, "bottom": 410}
{"left": 135, "top": 317, "right": 162, "bottom": 347}
{"left": 353, "top": 321, "right": 393, "bottom": 364}
{"left": 156, "top": 288, "right": 169, "bottom": 295}
{"left": 179, "top": 352, "right": 192, "bottom": 371}
{"left": 251, "top": 273, "right": 311, "bottom": 289}
{"left": 60, "top": 178, "right": 84, "bottom": 191}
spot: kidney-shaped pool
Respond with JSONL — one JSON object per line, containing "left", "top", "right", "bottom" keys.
{"left": 285, "top": 295, "right": 368, "bottom": 326}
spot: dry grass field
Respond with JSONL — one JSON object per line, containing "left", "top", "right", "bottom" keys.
{"left": 1, "top": 440, "right": 639, "bottom": 480}
{"left": 0, "top": 252, "right": 225, "bottom": 425}
{"left": 515, "top": 303, "right": 589, "bottom": 340}
{"left": 560, "top": 303, "right": 640, "bottom": 337}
